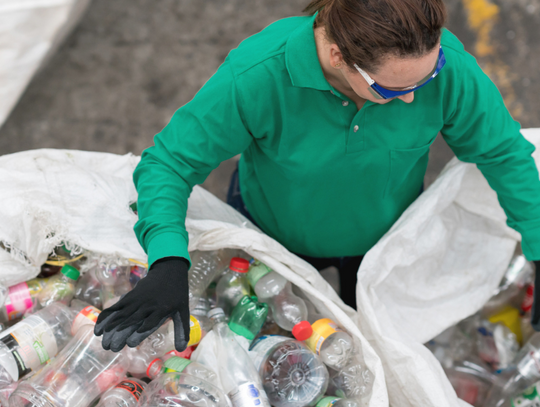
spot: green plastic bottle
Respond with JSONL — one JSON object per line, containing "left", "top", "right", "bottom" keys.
{"left": 228, "top": 295, "right": 268, "bottom": 341}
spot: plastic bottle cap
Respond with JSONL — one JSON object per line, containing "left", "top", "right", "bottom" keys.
{"left": 292, "top": 321, "right": 313, "bottom": 341}
{"left": 162, "top": 356, "right": 192, "bottom": 373}
{"left": 247, "top": 260, "right": 272, "bottom": 287}
{"left": 229, "top": 258, "right": 250, "bottom": 273}
{"left": 60, "top": 264, "right": 80, "bottom": 280}
{"left": 207, "top": 308, "right": 225, "bottom": 319}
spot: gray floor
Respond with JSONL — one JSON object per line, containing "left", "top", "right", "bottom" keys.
{"left": 1, "top": 0, "right": 538, "bottom": 200}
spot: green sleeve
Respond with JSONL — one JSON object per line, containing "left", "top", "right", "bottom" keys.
{"left": 441, "top": 51, "right": 540, "bottom": 261}
{"left": 133, "top": 60, "right": 253, "bottom": 267}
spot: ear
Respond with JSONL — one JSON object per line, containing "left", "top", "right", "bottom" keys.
{"left": 329, "top": 44, "right": 344, "bottom": 68}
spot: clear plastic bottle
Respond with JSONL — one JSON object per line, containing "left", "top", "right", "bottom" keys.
{"left": 95, "top": 378, "right": 146, "bottom": 407}
{"left": 508, "top": 381, "right": 540, "bottom": 407}
{"left": 327, "top": 352, "right": 374, "bottom": 399}
{"left": 316, "top": 396, "right": 361, "bottom": 407}
{"left": 208, "top": 308, "right": 271, "bottom": 407}
{"left": 138, "top": 372, "right": 230, "bottom": 407}
{"left": 191, "top": 297, "right": 212, "bottom": 339}
{"left": 147, "top": 355, "right": 218, "bottom": 386}
{"left": 95, "top": 262, "right": 132, "bottom": 309}
{"left": 249, "top": 335, "right": 329, "bottom": 407}
{"left": 0, "top": 302, "right": 73, "bottom": 384}
{"left": 484, "top": 332, "right": 540, "bottom": 407}
{"left": 293, "top": 319, "right": 354, "bottom": 370}
{"left": 9, "top": 324, "right": 127, "bottom": 407}
{"left": 36, "top": 265, "right": 80, "bottom": 309}
{"left": 248, "top": 260, "right": 307, "bottom": 331}
{"left": 74, "top": 267, "right": 103, "bottom": 309}
{"left": 69, "top": 299, "right": 101, "bottom": 335}
{"left": 215, "top": 258, "right": 251, "bottom": 316}
{"left": 124, "top": 316, "right": 204, "bottom": 376}
{"left": 0, "top": 279, "right": 49, "bottom": 322}
{"left": 188, "top": 250, "right": 230, "bottom": 310}
{"left": 483, "top": 254, "right": 535, "bottom": 316}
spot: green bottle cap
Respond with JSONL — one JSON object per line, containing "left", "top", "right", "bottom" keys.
{"left": 162, "top": 356, "right": 192, "bottom": 373}
{"left": 247, "top": 260, "right": 272, "bottom": 288}
{"left": 60, "top": 264, "right": 80, "bottom": 281}
{"left": 316, "top": 397, "right": 340, "bottom": 407}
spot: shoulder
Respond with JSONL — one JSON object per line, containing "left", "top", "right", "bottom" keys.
{"left": 226, "top": 16, "right": 308, "bottom": 78}
{"left": 440, "top": 29, "right": 483, "bottom": 76}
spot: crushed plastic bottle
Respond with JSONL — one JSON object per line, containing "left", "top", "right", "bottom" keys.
{"left": 476, "top": 319, "right": 519, "bottom": 371}
{"left": 188, "top": 250, "right": 229, "bottom": 310}
{"left": 0, "top": 279, "right": 49, "bottom": 322}
{"left": 36, "top": 265, "right": 80, "bottom": 309}
{"left": 248, "top": 260, "right": 308, "bottom": 331}
{"left": 209, "top": 307, "right": 271, "bottom": 407}
{"left": 74, "top": 267, "right": 103, "bottom": 309}
{"left": 249, "top": 335, "right": 329, "bottom": 407}
{"left": 293, "top": 318, "right": 353, "bottom": 370}
{"left": 9, "top": 324, "right": 126, "bottom": 407}
{"left": 215, "top": 258, "right": 251, "bottom": 316}
{"left": 0, "top": 302, "right": 73, "bottom": 385}
{"left": 95, "top": 378, "right": 146, "bottom": 407}
{"left": 125, "top": 316, "right": 203, "bottom": 376}
{"left": 147, "top": 355, "right": 218, "bottom": 387}
{"left": 228, "top": 295, "right": 268, "bottom": 341}
{"left": 483, "top": 254, "right": 535, "bottom": 316}
{"left": 138, "top": 372, "right": 229, "bottom": 407}
{"left": 69, "top": 299, "right": 101, "bottom": 335}
{"left": 484, "top": 332, "right": 540, "bottom": 407}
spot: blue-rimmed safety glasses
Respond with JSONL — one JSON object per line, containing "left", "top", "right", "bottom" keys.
{"left": 353, "top": 46, "right": 446, "bottom": 100}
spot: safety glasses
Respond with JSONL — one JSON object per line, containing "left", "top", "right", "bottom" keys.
{"left": 353, "top": 46, "right": 446, "bottom": 100}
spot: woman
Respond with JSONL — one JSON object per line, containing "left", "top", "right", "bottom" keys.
{"left": 95, "top": 0, "right": 540, "bottom": 353}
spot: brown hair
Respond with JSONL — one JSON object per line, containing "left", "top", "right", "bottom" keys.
{"left": 304, "top": 0, "right": 446, "bottom": 72}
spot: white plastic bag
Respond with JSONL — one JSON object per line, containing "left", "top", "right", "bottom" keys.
{"left": 354, "top": 128, "right": 540, "bottom": 407}
{"left": 0, "top": 148, "right": 388, "bottom": 407}
{"left": 0, "top": 0, "right": 91, "bottom": 128}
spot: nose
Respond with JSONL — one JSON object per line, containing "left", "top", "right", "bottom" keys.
{"left": 398, "top": 92, "right": 415, "bottom": 103}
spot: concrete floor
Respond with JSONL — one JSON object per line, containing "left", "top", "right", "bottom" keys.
{"left": 0, "top": 0, "right": 538, "bottom": 200}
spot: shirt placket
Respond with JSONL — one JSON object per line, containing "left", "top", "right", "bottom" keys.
{"left": 329, "top": 89, "right": 366, "bottom": 155}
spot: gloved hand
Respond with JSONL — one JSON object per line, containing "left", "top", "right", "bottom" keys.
{"left": 94, "top": 256, "right": 190, "bottom": 352}
{"left": 531, "top": 260, "right": 540, "bottom": 331}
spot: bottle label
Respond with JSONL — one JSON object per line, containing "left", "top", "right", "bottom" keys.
{"left": 511, "top": 381, "right": 540, "bottom": 407}
{"left": 228, "top": 382, "right": 270, "bottom": 407}
{"left": 316, "top": 397, "right": 341, "bottom": 407}
{"left": 187, "top": 315, "right": 202, "bottom": 347}
{"left": 0, "top": 315, "right": 58, "bottom": 381}
{"left": 115, "top": 380, "right": 145, "bottom": 401}
{"left": 248, "top": 335, "right": 289, "bottom": 371}
{"left": 522, "top": 284, "right": 535, "bottom": 313}
{"left": 306, "top": 318, "right": 342, "bottom": 355}
{"left": 517, "top": 348, "right": 540, "bottom": 381}
{"left": 4, "top": 282, "right": 33, "bottom": 320}
{"left": 71, "top": 305, "right": 101, "bottom": 335}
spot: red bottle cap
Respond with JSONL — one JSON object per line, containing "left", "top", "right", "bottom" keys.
{"left": 292, "top": 321, "right": 313, "bottom": 341}
{"left": 230, "top": 257, "right": 250, "bottom": 273}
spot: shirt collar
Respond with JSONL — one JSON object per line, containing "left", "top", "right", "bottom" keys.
{"left": 285, "top": 14, "right": 333, "bottom": 92}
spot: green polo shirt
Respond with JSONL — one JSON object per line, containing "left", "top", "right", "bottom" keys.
{"left": 134, "top": 14, "right": 540, "bottom": 267}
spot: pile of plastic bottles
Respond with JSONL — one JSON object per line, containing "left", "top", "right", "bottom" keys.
{"left": 426, "top": 250, "right": 540, "bottom": 407}
{"left": 0, "top": 246, "right": 373, "bottom": 407}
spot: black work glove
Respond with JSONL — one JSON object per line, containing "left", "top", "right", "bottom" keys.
{"left": 94, "top": 256, "right": 190, "bottom": 352}
{"left": 531, "top": 260, "right": 540, "bottom": 331}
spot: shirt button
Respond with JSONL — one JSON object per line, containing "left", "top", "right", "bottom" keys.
{"left": 342, "top": 101, "right": 349, "bottom": 107}
{"left": 353, "top": 125, "right": 359, "bottom": 132}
